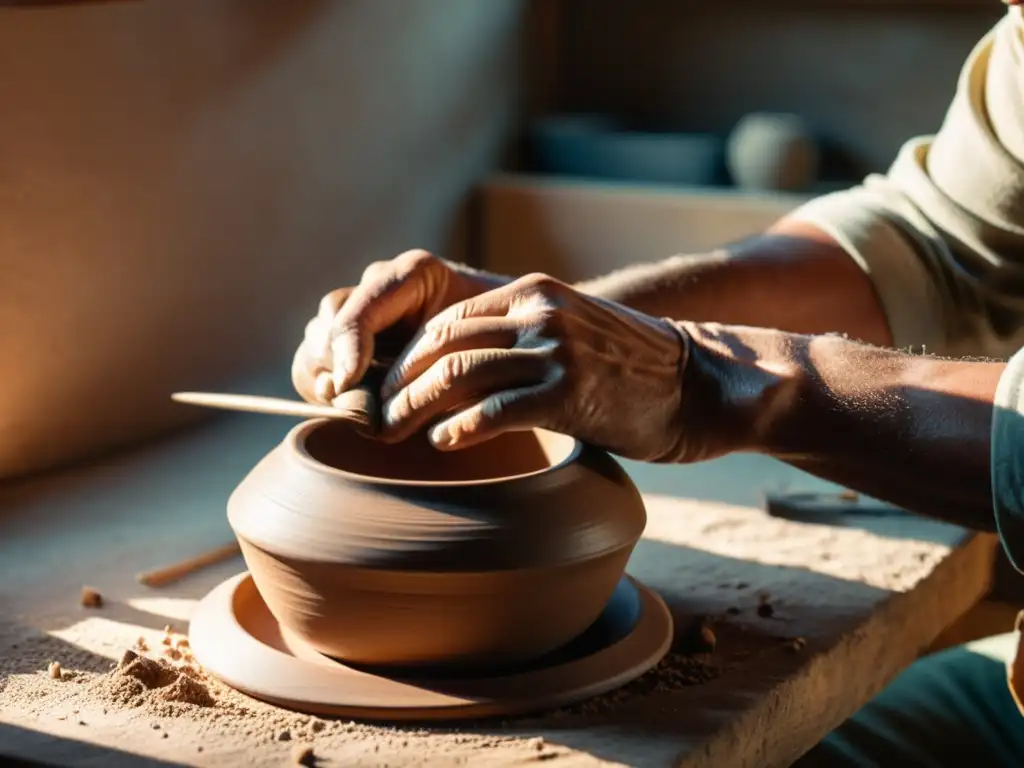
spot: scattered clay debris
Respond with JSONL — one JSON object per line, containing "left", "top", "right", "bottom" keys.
{"left": 675, "top": 618, "right": 717, "bottom": 655}
{"left": 175, "top": 638, "right": 190, "bottom": 650}
{"left": 533, "top": 651, "right": 721, "bottom": 720}
{"left": 135, "top": 637, "right": 149, "bottom": 652}
{"left": 158, "top": 674, "right": 215, "bottom": 707}
{"left": 756, "top": 593, "right": 775, "bottom": 618}
{"left": 164, "top": 647, "right": 182, "bottom": 661}
{"left": 80, "top": 587, "right": 103, "bottom": 608}
{"left": 291, "top": 744, "right": 316, "bottom": 766}
{"left": 48, "top": 662, "right": 62, "bottom": 680}
{"left": 839, "top": 489, "right": 859, "bottom": 502}
{"left": 788, "top": 637, "right": 807, "bottom": 653}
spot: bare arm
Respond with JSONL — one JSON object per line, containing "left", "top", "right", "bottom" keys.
{"left": 680, "top": 322, "right": 1004, "bottom": 530}
{"left": 575, "top": 220, "right": 894, "bottom": 347}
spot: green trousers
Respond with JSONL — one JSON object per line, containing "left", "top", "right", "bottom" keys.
{"left": 795, "top": 633, "right": 1024, "bottom": 766}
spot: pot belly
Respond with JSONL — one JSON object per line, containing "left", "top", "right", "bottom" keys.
{"left": 238, "top": 538, "right": 634, "bottom": 668}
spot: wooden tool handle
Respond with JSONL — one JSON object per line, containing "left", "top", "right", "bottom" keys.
{"left": 136, "top": 542, "right": 242, "bottom": 588}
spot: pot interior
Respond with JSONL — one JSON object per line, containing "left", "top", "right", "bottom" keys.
{"left": 301, "top": 422, "right": 578, "bottom": 483}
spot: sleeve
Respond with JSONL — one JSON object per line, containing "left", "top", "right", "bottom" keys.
{"left": 785, "top": 11, "right": 1024, "bottom": 361}
{"left": 993, "top": 347, "right": 1024, "bottom": 573}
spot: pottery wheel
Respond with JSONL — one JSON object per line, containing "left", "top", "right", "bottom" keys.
{"left": 189, "top": 572, "right": 673, "bottom": 721}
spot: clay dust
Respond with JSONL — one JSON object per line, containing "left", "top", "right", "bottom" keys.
{"left": 1, "top": 622, "right": 724, "bottom": 766}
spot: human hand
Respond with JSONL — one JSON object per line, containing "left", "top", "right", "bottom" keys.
{"left": 376, "top": 273, "right": 692, "bottom": 462}
{"left": 292, "top": 250, "right": 508, "bottom": 405}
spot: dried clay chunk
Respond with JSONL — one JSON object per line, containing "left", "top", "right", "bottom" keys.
{"left": 80, "top": 586, "right": 103, "bottom": 608}
{"left": 291, "top": 745, "right": 316, "bottom": 766}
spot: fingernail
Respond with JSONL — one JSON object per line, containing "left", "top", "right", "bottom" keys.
{"left": 382, "top": 396, "right": 400, "bottom": 427}
{"left": 430, "top": 424, "right": 453, "bottom": 448}
{"left": 314, "top": 372, "right": 336, "bottom": 402}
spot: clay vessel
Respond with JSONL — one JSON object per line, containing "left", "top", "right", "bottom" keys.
{"left": 228, "top": 419, "right": 647, "bottom": 669}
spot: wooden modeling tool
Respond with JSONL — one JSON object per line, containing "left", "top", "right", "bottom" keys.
{"left": 136, "top": 542, "right": 242, "bottom": 588}
{"left": 172, "top": 383, "right": 380, "bottom": 433}
{"left": 173, "top": 365, "right": 386, "bottom": 433}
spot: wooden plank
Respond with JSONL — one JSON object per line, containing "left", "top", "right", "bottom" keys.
{"left": 0, "top": 413, "right": 998, "bottom": 767}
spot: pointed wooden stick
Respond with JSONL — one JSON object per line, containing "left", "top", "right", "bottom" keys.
{"left": 136, "top": 542, "right": 243, "bottom": 588}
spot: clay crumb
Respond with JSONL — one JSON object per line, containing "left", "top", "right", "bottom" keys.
{"left": 48, "top": 662, "right": 62, "bottom": 680}
{"left": 175, "top": 638, "right": 190, "bottom": 649}
{"left": 135, "top": 637, "right": 149, "bottom": 652}
{"left": 278, "top": 729, "right": 292, "bottom": 742}
{"left": 158, "top": 674, "right": 215, "bottom": 707}
{"left": 163, "top": 647, "right": 182, "bottom": 661}
{"left": 676, "top": 618, "right": 716, "bottom": 655}
{"left": 788, "top": 637, "right": 807, "bottom": 652}
{"left": 80, "top": 587, "right": 103, "bottom": 608}
{"left": 291, "top": 744, "right": 316, "bottom": 766}
{"left": 532, "top": 737, "right": 546, "bottom": 751}
{"left": 839, "top": 489, "right": 859, "bottom": 502}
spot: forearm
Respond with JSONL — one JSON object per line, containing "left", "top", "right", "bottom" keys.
{"left": 576, "top": 219, "right": 894, "bottom": 347}
{"left": 682, "top": 323, "right": 1003, "bottom": 530}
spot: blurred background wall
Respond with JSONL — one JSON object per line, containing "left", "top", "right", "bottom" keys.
{"left": 0, "top": 0, "right": 1005, "bottom": 479}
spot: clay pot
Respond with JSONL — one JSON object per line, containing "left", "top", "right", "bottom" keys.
{"left": 227, "top": 420, "right": 647, "bottom": 669}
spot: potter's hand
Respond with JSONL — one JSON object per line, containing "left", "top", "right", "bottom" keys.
{"left": 292, "top": 250, "right": 508, "bottom": 404}
{"left": 378, "top": 273, "right": 690, "bottom": 461}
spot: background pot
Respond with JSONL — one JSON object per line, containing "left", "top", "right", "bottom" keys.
{"left": 228, "top": 419, "right": 648, "bottom": 668}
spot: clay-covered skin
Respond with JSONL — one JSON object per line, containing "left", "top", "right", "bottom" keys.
{"left": 228, "top": 421, "right": 647, "bottom": 667}
{"left": 679, "top": 322, "right": 1005, "bottom": 531}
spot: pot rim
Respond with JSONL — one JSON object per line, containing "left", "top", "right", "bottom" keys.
{"left": 289, "top": 419, "right": 584, "bottom": 488}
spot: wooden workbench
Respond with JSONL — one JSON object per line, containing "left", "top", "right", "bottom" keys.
{"left": 0, "top": 413, "right": 998, "bottom": 767}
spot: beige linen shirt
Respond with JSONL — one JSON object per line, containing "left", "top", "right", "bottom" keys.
{"left": 787, "top": 6, "right": 1024, "bottom": 709}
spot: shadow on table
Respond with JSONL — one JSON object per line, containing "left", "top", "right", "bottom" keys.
{"left": 344, "top": 535, "right": 977, "bottom": 767}
{"left": 0, "top": 722, "right": 186, "bottom": 767}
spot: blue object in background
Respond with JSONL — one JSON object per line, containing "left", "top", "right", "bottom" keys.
{"left": 530, "top": 114, "right": 727, "bottom": 187}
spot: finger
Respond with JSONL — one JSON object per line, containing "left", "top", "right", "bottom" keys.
{"left": 303, "top": 317, "right": 334, "bottom": 371}
{"left": 292, "top": 340, "right": 329, "bottom": 403}
{"left": 293, "top": 316, "right": 340, "bottom": 402}
{"left": 317, "top": 286, "right": 354, "bottom": 323}
{"left": 428, "top": 374, "right": 562, "bottom": 451}
{"left": 381, "top": 317, "right": 521, "bottom": 399}
{"left": 330, "top": 252, "right": 443, "bottom": 390}
{"left": 424, "top": 273, "right": 561, "bottom": 332}
{"left": 381, "top": 348, "right": 549, "bottom": 443}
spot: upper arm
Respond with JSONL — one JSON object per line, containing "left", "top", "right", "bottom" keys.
{"left": 786, "top": 12, "right": 1024, "bottom": 360}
